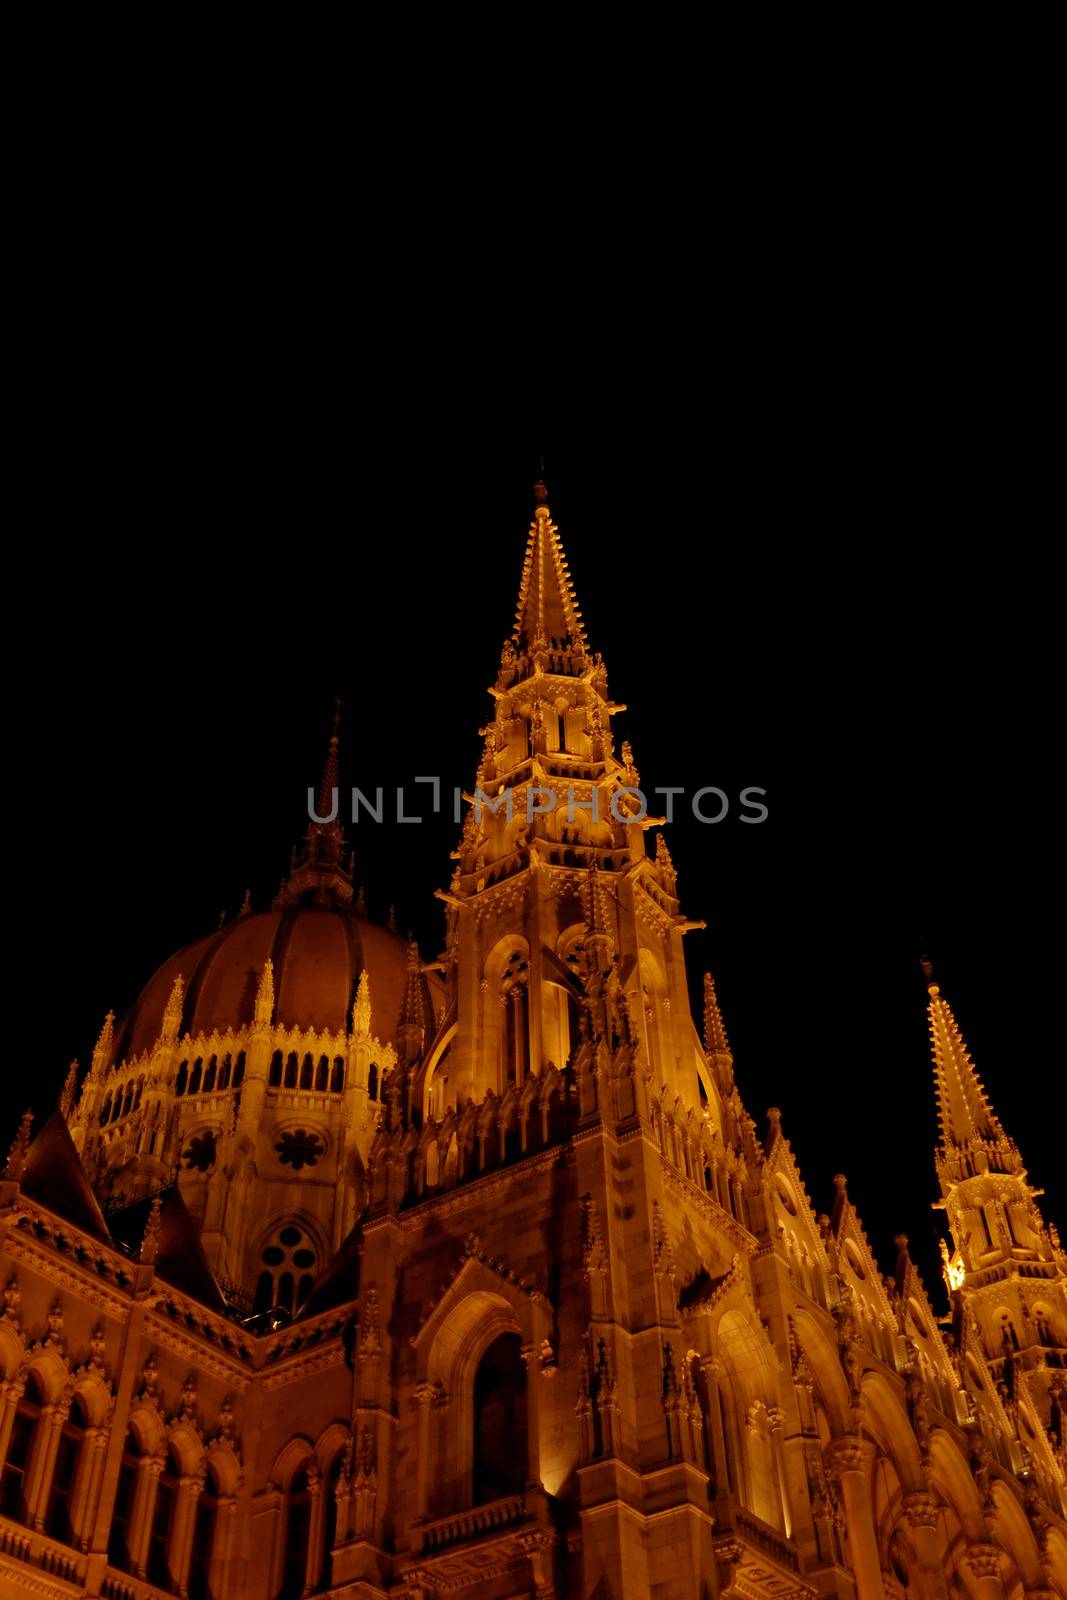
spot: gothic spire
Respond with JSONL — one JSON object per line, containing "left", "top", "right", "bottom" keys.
{"left": 924, "top": 961, "right": 1004, "bottom": 1149}
{"left": 274, "top": 700, "right": 354, "bottom": 909}
{"left": 397, "top": 939, "right": 425, "bottom": 1064}
{"left": 703, "top": 971, "right": 735, "bottom": 1092}
{"left": 512, "top": 480, "right": 588, "bottom": 652}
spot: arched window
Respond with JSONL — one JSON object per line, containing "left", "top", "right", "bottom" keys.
{"left": 300, "top": 1055, "right": 313, "bottom": 1090}
{"left": 189, "top": 1059, "right": 203, "bottom": 1095}
{"left": 110, "top": 1095, "right": 122, "bottom": 1123}
{"left": 147, "top": 1447, "right": 180, "bottom": 1590}
{"left": 233, "top": 1052, "right": 245, "bottom": 1088}
{"left": 367, "top": 1063, "right": 378, "bottom": 1101}
{"left": 284, "top": 1053, "right": 298, "bottom": 1089}
{"left": 218, "top": 1054, "right": 231, "bottom": 1090}
{"left": 330, "top": 1058, "right": 345, "bottom": 1093}
{"left": 45, "top": 1393, "right": 88, "bottom": 1543}
{"left": 203, "top": 1057, "right": 217, "bottom": 1093}
{"left": 269, "top": 1052, "right": 283, "bottom": 1087}
{"left": 187, "top": 1467, "right": 218, "bottom": 1600}
{"left": 256, "top": 1225, "right": 317, "bottom": 1316}
{"left": 108, "top": 1427, "right": 139, "bottom": 1571}
{"left": 315, "top": 1057, "right": 329, "bottom": 1091}
{"left": 122, "top": 1084, "right": 135, "bottom": 1117}
{"left": 0, "top": 1372, "right": 44, "bottom": 1520}
{"left": 100, "top": 1095, "right": 113, "bottom": 1125}
{"left": 472, "top": 1334, "right": 527, "bottom": 1504}
{"left": 280, "top": 1467, "right": 311, "bottom": 1600}
{"left": 134, "top": 1079, "right": 144, "bottom": 1109}
{"left": 175, "top": 1063, "right": 188, "bottom": 1097}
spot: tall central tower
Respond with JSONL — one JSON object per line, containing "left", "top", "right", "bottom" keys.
{"left": 430, "top": 478, "right": 712, "bottom": 1122}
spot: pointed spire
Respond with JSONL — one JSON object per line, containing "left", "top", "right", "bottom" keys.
{"left": 703, "top": 972, "right": 733, "bottom": 1067}
{"left": 397, "top": 939, "right": 424, "bottom": 1063}
{"left": 3, "top": 1110, "right": 33, "bottom": 1180}
{"left": 512, "top": 480, "right": 588, "bottom": 653}
{"left": 60, "top": 1062, "right": 79, "bottom": 1121}
{"left": 91, "top": 1011, "right": 115, "bottom": 1079}
{"left": 352, "top": 969, "right": 372, "bottom": 1037}
{"left": 239, "top": 888, "right": 252, "bottom": 917}
{"left": 255, "top": 960, "right": 275, "bottom": 1028}
{"left": 161, "top": 975, "right": 184, "bottom": 1044}
{"left": 274, "top": 699, "right": 354, "bottom": 910}
{"left": 925, "top": 963, "right": 1003, "bottom": 1148}
{"left": 315, "top": 696, "right": 343, "bottom": 822}
{"left": 140, "top": 1195, "right": 162, "bottom": 1265}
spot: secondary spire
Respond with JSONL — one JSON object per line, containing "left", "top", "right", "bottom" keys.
{"left": 274, "top": 700, "right": 355, "bottom": 910}
{"left": 923, "top": 959, "right": 1004, "bottom": 1149}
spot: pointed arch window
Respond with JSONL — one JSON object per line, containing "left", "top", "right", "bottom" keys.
{"left": 175, "top": 1062, "right": 188, "bottom": 1096}
{"left": 330, "top": 1057, "right": 345, "bottom": 1093}
{"left": 321, "top": 1449, "right": 344, "bottom": 1589}
{"left": 300, "top": 1054, "right": 314, "bottom": 1090}
{"left": 284, "top": 1053, "right": 298, "bottom": 1089}
{"left": 189, "top": 1059, "right": 203, "bottom": 1095}
{"left": 367, "top": 1063, "right": 378, "bottom": 1101}
{"left": 203, "top": 1057, "right": 217, "bottom": 1093}
{"left": 0, "top": 1372, "right": 44, "bottom": 1520}
{"left": 315, "top": 1056, "right": 329, "bottom": 1091}
{"left": 233, "top": 1052, "right": 245, "bottom": 1087}
{"left": 280, "top": 1466, "right": 311, "bottom": 1600}
{"left": 45, "top": 1393, "right": 88, "bottom": 1544}
{"left": 218, "top": 1054, "right": 232, "bottom": 1090}
{"left": 269, "top": 1051, "right": 283, "bottom": 1087}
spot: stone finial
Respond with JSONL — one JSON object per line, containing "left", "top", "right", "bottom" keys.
{"left": 161, "top": 975, "right": 184, "bottom": 1043}
{"left": 255, "top": 960, "right": 275, "bottom": 1027}
{"left": 60, "top": 1062, "right": 80, "bottom": 1120}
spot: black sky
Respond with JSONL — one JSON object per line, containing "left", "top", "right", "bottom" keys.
{"left": 7, "top": 354, "right": 1060, "bottom": 1313}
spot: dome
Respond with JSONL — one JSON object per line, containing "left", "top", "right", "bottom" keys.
{"left": 112, "top": 907, "right": 442, "bottom": 1063}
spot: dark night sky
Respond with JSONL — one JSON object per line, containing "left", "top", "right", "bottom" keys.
{"left": 7, "top": 348, "right": 1060, "bottom": 1313}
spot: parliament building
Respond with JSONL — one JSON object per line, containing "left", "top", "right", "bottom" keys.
{"left": 1, "top": 486, "right": 1064, "bottom": 1599}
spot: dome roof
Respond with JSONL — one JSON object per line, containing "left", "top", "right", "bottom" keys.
{"left": 113, "top": 907, "right": 442, "bottom": 1063}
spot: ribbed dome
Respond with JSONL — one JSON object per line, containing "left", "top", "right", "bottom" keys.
{"left": 112, "top": 908, "right": 441, "bottom": 1063}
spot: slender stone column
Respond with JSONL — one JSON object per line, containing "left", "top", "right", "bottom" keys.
{"left": 521, "top": 1344, "right": 546, "bottom": 1487}
{"left": 964, "top": 1542, "right": 1006, "bottom": 1600}
{"left": 827, "top": 1437, "right": 886, "bottom": 1600}
{"left": 413, "top": 1382, "right": 438, "bottom": 1522}
{"left": 29, "top": 1396, "right": 71, "bottom": 1530}
{"left": 768, "top": 1407, "right": 792, "bottom": 1538}
{"left": 0, "top": 1375, "right": 26, "bottom": 1468}
{"left": 75, "top": 1425, "right": 111, "bottom": 1551}
{"left": 171, "top": 1473, "right": 205, "bottom": 1596}
{"left": 699, "top": 1357, "right": 731, "bottom": 1503}
{"left": 135, "top": 1453, "right": 166, "bottom": 1579}
{"left": 903, "top": 1490, "right": 948, "bottom": 1600}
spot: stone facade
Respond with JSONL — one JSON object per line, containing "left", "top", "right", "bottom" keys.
{"left": 1, "top": 483, "right": 1064, "bottom": 1598}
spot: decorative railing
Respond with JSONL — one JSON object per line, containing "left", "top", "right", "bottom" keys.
{"left": 0, "top": 1517, "right": 87, "bottom": 1586}
{"left": 413, "top": 1488, "right": 548, "bottom": 1553}
{"left": 101, "top": 1569, "right": 175, "bottom": 1600}
{"left": 714, "top": 1497, "right": 801, "bottom": 1574}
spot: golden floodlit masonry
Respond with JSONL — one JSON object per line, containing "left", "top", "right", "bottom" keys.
{"left": 1, "top": 483, "right": 1064, "bottom": 1598}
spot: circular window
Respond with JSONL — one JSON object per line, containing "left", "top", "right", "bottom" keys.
{"left": 293, "top": 1248, "right": 315, "bottom": 1267}
{"left": 262, "top": 1246, "right": 284, "bottom": 1266}
{"left": 280, "top": 1226, "right": 302, "bottom": 1246}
